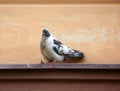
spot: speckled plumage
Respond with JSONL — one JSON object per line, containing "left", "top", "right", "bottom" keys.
{"left": 40, "top": 29, "right": 84, "bottom": 63}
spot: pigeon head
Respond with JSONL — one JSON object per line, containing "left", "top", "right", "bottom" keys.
{"left": 42, "top": 29, "right": 51, "bottom": 38}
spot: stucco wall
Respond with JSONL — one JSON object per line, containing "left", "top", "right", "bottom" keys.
{"left": 0, "top": 4, "right": 120, "bottom": 64}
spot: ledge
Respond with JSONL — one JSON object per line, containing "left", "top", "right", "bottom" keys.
{"left": 0, "top": 63, "right": 120, "bottom": 69}
{"left": 0, "top": 63, "right": 120, "bottom": 81}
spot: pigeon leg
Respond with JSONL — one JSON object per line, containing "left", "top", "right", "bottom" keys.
{"left": 41, "top": 60, "right": 44, "bottom": 64}
{"left": 50, "top": 60, "right": 56, "bottom": 68}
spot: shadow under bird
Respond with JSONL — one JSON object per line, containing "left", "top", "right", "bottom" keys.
{"left": 40, "top": 29, "right": 84, "bottom": 66}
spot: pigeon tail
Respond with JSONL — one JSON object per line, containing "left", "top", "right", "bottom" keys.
{"left": 67, "top": 50, "right": 84, "bottom": 58}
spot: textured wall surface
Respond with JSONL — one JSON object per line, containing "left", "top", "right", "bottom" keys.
{"left": 0, "top": 4, "right": 120, "bottom": 64}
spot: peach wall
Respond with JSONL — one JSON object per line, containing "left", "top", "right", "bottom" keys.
{"left": 0, "top": 4, "right": 120, "bottom": 64}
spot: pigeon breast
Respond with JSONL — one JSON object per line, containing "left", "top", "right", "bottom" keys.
{"left": 40, "top": 35, "right": 64, "bottom": 62}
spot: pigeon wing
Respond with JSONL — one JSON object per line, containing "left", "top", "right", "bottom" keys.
{"left": 53, "top": 39, "right": 84, "bottom": 58}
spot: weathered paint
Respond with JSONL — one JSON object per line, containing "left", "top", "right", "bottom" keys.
{"left": 0, "top": 4, "right": 120, "bottom": 64}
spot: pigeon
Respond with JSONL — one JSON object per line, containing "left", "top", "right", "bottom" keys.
{"left": 40, "top": 29, "right": 84, "bottom": 66}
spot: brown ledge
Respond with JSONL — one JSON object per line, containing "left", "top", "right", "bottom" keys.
{"left": 0, "top": 63, "right": 120, "bottom": 69}
{"left": 0, "top": 63, "right": 120, "bottom": 91}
